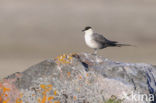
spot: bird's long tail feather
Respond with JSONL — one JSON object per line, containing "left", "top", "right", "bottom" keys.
{"left": 108, "top": 40, "right": 136, "bottom": 47}
{"left": 115, "top": 43, "right": 135, "bottom": 47}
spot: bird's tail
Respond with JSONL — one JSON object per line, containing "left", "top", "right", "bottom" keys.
{"left": 115, "top": 43, "right": 135, "bottom": 47}
{"left": 109, "top": 41, "right": 136, "bottom": 47}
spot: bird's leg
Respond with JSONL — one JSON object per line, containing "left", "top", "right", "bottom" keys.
{"left": 94, "top": 49, "right": 97, "bottom": 55}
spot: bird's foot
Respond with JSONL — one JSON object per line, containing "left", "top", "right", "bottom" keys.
{"left": 91, "top": 53, "right": 97, "bottom": 56}
{"left": 92, "top": 49, "right": 97, "bottom": 56}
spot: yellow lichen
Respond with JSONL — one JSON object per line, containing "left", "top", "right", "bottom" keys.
{"left": 54, "top": 90, "right": 57, "bottom": 96}
{"left": 55, "top": 53, "right": 76, "bottom": 64}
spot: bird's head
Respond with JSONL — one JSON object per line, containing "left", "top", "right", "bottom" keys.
{"left": 82, "top": 26, "right": 94, "bottom": 34}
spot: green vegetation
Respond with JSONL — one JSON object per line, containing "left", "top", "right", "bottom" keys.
{"left": 105, "top": 95, "right": 123, "bottom": 103}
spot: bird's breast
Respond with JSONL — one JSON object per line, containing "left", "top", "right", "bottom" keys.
{"left": 84, "top": 34, "right": 101, "bottom": 49}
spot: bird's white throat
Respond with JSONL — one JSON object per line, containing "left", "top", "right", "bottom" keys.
{"left": 84, "top": 29, "right": 94, "bottom": 35}
{"left": 84, "top": 29, "right": 94, "bottom": 43}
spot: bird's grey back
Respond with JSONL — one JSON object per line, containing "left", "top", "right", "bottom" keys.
{"left": 93, "top": 33, "right": 108, "bottom": 44}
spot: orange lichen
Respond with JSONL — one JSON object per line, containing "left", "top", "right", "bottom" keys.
{"left": 86, "top": 73, "right": 89, "bottom": 77}
{"left": 41, "top": 95, "right": 46, "bottom": 103}
{"left": 48, "top": 96, "right": 54, "bottom": 100}
{"left": 0, "top": 84, "right": 60, "bottom": 103}
{"left": 32, "top": 94, "right": 35, "bottom": 96}
{"left": 40, "top": 84, "right": 52, "bottom": 93}
{"left": 40, "top": 84, "right": 45, "bottom": 89}
{"left": 54, "top": 101, "right": 60, "bottom": 103}
{"left": 4, "top": 94, "right": 8, "bottom": 97}
{"left": 16, "top": 98, "right": 22, "bottom": 103}
{"left": 16, "top": 93, "right": 23, "bottom": 103}
{"left": 39, "top": 84, "right": 52, "bottom": 103}
{"left": 3, "top": 100, "right": 9, "bottom": 103}
{"left": 3, "top": 87, "right": 10, "bottom": 93}
{"left": 38, "top": 98, "right": 41, "bottom": 103}
{"left": 73, "top": 96, "right": 77, "bottom": 100}
{"left": 67, "top": 72, "right": 71, "bottom": 78}
{"left": 0, "top": 86, "right": 10, "bottom": 103}
{"left": 38, "top": 84, "right": 60, "bottom": 103}
{"left": 0, "top": 97, "right": 2, "bottom": 101}
{"left": 79, "top": 75, "right": 82, "bottom": 80}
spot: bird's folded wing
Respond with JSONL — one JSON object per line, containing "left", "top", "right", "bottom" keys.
{"left": 93, "top": 33, "right": 116, "bottom": 43}
{"left": 93, "top": 33, "right": 119, "bottom": 47}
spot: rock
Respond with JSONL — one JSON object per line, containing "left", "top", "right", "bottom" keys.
{"left": 0, "top": 53, "right": 156, "bottom": 103}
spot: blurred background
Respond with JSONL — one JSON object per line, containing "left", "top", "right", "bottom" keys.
{"left": 0, "top": 0, "right": 156, "bottom": 78}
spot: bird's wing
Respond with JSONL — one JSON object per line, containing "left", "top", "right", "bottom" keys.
{"left": 93, "top": 33, "right": 132, "bottom": 47}
{"left": 93, "top": 33, "right": 117, "bottom": 45}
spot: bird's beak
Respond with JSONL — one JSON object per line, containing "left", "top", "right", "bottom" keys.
{"left": 82, "top": 29, "right": 85, "bottom": 32}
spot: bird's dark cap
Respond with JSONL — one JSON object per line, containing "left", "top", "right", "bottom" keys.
{"left": 82, "top": 26, "right": 92, "bottom": 32}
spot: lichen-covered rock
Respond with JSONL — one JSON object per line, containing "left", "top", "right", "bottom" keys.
{"left": 0, "top": 53, "right": 156, "bottom": 103}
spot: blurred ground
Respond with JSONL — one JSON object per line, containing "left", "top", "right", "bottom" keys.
{"left": 0, "top": 0, "right": 156, "bottom": 78}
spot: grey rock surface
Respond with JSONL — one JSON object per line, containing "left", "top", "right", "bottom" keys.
{"left": 0, "top": 53, "right": 156, "bottom": 103}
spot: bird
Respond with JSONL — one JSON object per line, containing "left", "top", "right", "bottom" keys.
{"left": 82, "top": 26, "right": 131, "bottom": 55}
